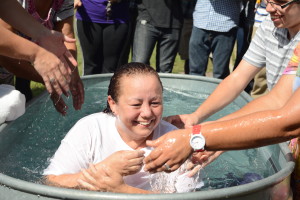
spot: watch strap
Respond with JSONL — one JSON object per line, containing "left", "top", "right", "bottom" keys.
{"left": 192, "top": 124, "right": 201, "bottom": 135}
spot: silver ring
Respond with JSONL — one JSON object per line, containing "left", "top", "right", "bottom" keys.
{"left": 49, "top": 78, "right": 56, "bottom": 84}
{"left": 164, "top": 163, "right": 170, "bottom": 171}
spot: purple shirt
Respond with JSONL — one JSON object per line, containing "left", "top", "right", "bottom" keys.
{"left": 76, "top": 0, "right": 129, "bottom": 24}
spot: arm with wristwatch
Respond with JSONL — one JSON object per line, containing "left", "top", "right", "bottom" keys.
{"left": 143, "top": 74, "right": 299, "bottom": 173}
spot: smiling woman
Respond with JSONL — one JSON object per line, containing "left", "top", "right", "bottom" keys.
{"left": 43, "top": 62, "right": 200, "bottom": 193}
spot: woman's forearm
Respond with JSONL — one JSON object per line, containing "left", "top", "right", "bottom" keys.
{"left": 45, "top": 173, "right": 84, "bottom": 188}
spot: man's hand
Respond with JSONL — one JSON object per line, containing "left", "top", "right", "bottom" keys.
{"left": 164, "top": 113, "right": 200, "bottom": 129}
{"left": 70, "top": 69, "right": 84, "bottom": 111}
{"left": 143, "top": 128, "right": 193, "bottom": 173}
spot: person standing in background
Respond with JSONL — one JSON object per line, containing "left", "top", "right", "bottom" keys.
{"left": 75, "top": 0, "right": 129, "bottom": 75}
{"left": 250, "top": 0, "right": 269, "bottom": 98}
{"left": 178, "top": 0, "right": 197, "bottom": 74}
{"left": 234, "top": 0, "right": 256, "bottom": 93}
{"left": 189, "top": 0, "right": 243, "bottom": 79}
{"left": 132, "top": 0, "right": 183, "bottom": 73}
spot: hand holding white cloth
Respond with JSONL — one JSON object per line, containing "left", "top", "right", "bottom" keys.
{"left": 0, "top": 84, "right": 25, "bottom": 124}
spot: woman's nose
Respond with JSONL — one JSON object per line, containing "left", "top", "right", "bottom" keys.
{"left": 140, "top": 104, "right": 152, "bottom": 117}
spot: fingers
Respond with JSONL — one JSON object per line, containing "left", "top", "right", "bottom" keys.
{"left": 186, "top": 161, "right": 195, "bottom": 171}
{"left": 70, "top": 71, "right": 84, "bottom": 110}
{"left": 143, "top": 150, "right": 167, "bottom": 172}
{"left": 79, "top": 169, "right": 98, "bottom": 190}
{"left": 187, "top": 164, "right": 202, "bottom": 177}
{"left": 50, "top": 93, "right": 68, "bottom": 115}
{"left": 126, "top": 149, "right": 145, "bottom": 159}
{"left": 64, "top": 50, "right": 78, "bottom": 69}
{"left": 63, "top": 34, "right": 76, "bottom": 43}
{"left": 163, "top": 115, "right": 184, "bottom": 129}
{"left": 150, "top": 162, "right": 180, "bottom": 173}
{"left": 43, "top": 77, "right": 53, "bottom": 95}
{"left": 78, "top": 178, "right": 97, "bottom": 191}
{"left": 59, "top": 55, "right": 72, "bottom": 80}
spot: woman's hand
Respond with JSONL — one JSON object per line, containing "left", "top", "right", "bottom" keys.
{"left": 96, "top": 150, "right": 145, "bottom": 176}
{"left": 33, "top": 30, "right": 77, "bottom": 97}
{"left": 144, "top": 128, "right": 193, "bottom": 173}
{"left": 78, "top": 164, "right": 128, "bottom": 192}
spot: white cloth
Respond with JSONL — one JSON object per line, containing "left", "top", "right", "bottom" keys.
{"left": 0, "top": 84, "right": 25, "bottom": 124}
{"left": 44, "top": 112, "right": 203, "bottom": 193}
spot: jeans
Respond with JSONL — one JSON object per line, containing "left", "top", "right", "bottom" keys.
{"left": 189, "top": 26, "right": 237, "bottom": 79}
{"left": 132, "top": 20, "right": 180, "bottom": 73}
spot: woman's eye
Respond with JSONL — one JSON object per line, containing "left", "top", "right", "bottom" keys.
{"left": 151, "top": 102, "right": 161, "bottom": 106}
{"left": 131, "top": 104, "right": 141, "bottom": 107}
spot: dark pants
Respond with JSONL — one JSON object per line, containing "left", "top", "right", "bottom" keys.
{"left": 132, "top": 20, "right": 180, "bottom": 73}
{"left": 15, "top": 77, "right": 32, "bottom": 102}
{"left": 189, "top": 27, "right": 237, "bottom": 79}
{"left": 77, "top": 20, "right": 128, "bottom": 75}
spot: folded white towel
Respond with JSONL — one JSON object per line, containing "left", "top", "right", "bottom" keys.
{"left": 0, "top": 84, "right": 26, "bottom": 124}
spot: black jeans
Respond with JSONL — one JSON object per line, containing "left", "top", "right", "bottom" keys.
{"left": 77, "top": 20, "right": 129, "bottom": 75}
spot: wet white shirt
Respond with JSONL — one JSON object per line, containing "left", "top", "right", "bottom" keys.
{"left": 44, "top": 112, "right": 203, "bottom": 193}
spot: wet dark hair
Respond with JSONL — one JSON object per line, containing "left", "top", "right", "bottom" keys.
{"left": 103, "top": 62, "right": 163, "bottom": 114}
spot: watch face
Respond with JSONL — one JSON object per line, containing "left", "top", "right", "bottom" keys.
{"left": 190, "top": 135, "right": 205, "bottom": 150}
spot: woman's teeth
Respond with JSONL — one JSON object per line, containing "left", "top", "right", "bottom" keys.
{"left": 139, "top": 121, "right": 151, "bottom": 125}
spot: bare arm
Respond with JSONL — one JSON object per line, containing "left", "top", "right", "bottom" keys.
{"left": 219, "top": 73, "right": 294, "bottom": 121}
{"left": 45, "top": 150, "right": 147, "bottom": 193}
{"left": 165, "top": 60, "right": 260, "bottom": 128}
{"left": 0, "top": 0, "right": 78, "bottom": 96}
{"left": 144, "top": 74, "right": 297, "bottom": 172}
{"left": 193, "top": 60, "right": 260, "bottom": 122}
{"left": 202, "top": 75, "right": 299, "bottom": 150}
{"left": 0, "top": 0, "right": 50, "bottom": 40}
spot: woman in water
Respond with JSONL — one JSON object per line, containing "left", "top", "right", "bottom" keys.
{"left": 43, "top": 62, "right": 200, "bottom": 193}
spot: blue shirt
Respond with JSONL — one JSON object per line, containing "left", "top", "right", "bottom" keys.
{"left": 193, "top": 0, "right": 243, "bottom": 32}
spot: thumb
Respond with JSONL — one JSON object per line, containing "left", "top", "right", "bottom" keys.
{"left": 146, "top": 137, "right": 161, "bottom": 148}
{"left": 184, "top": 121, "right": 194, "bottom": 129}
{"left": 63, "top": 35, "right": 76, "bottom": 43}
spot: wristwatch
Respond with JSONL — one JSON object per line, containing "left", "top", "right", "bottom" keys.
{"left": 189, "top": 124, "right": 205, "bottom": 152}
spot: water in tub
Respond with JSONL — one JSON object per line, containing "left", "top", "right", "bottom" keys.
{"left": 0, "top": 82, "right": 270, "bottom": 192}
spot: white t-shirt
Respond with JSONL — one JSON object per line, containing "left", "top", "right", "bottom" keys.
{"left": 44, "top": 112, "right": 202, "bottom": 193}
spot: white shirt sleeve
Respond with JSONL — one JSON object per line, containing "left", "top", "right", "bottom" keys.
{"left": 43, "top": 116, "right": 99, "bottom": 175}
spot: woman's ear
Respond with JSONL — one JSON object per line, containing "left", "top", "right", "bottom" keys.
{"left": 107, "top": 95, "right": 117, "bottom": 115}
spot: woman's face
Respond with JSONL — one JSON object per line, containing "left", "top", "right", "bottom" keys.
{"left": 109, "top": 74, "right": 163, "bottom": 143}
{"left": 266, "top": 0, "right": 300, "bottom": 36}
